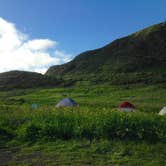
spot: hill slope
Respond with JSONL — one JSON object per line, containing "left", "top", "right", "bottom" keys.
{"left": 0, "top": 70, "right": 60, "bottom": 90}
{"left": 46, "top": 22, "right": 166, "bottom": 84}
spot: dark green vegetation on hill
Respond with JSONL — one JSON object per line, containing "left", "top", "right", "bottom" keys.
{"left": 0, "top": 85, "right": 166, "bottom": 165}
{"left": 46, "top": 22, "right": 166, "bottom": 85}
{"left": 0, "top": 70, "right": 61, "bottom": 90}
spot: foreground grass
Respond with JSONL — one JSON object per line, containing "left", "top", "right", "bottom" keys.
{"left": 0, "top": 106, "right": 165, "bottom": 165}
{"left": 0, "top": 84, "right": 166, "bottom": 165}
{"left": 0, "top": 139, "right": 165, "bottom": 166}
{"left": 0, "top": 107, "right": 166, "bottom": 142}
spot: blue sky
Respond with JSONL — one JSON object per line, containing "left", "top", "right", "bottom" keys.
{"left": 0, "top": 0, "right": 165, "bottom": 73}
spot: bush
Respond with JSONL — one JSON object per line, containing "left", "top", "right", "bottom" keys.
{"left": 0, "top": 126, "right": 14, "bottom": 141}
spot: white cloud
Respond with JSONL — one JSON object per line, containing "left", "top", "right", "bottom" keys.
{"left": 26, "top": 39, "right": 57, "bottom": 50}
{"left": 0, "top": 17, "right": 73, "bottom": 74}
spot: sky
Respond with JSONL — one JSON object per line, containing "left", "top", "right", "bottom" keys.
{"left": 0, "top": 0, "right": 165, "bottom": 73}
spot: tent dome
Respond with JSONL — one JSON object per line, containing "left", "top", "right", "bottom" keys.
{"left": 31, "top": 103, "right": 38, "bottom": 109}
{"left": 56, "top": 98, "right": 78, "bottom": 108}
{"left": 159, "top": 106, "right": 166, "bottom": 116}
{"left": 118, "top": 101, "right": 136, "bottom": 112}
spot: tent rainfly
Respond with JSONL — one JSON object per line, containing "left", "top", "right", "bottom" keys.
{"left": 56, "top": 98, "right": 78, "bottom": 108}
{"left": 159, "top": 106, "right": 166, "bottom": 116}
{"left": 118, "top": 101, "right": 136, "bottom": 112}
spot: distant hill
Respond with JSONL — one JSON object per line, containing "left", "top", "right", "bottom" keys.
{"left": 46, "top": 22, "right": 166, "bottom": 85}
{"left": 0, "top": 70, "right": 61, "bottom": 90}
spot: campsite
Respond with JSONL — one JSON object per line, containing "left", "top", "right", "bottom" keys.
{"left": 0, "top": 85, "right": 166, "bottom": 165}
{"left": 0, "top": 1, "right": 166, "bottom": 165}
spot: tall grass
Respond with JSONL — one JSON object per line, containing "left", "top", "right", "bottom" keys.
{"left": 0, "top": 106, "right": 165, "bottom": 143}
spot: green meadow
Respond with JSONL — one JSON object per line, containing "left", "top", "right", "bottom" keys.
{"left": 0, "top": 84, "right": 166, "bottom": 165}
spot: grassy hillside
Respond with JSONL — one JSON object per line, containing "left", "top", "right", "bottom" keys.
{"left": 46, "top": 22, "right": 166, "bottom": 85}
{"left": 0, "top": 70, "right": 62, "bottom": 90}
{"left": 0, "top": 85, "right": 166, "bottom": 165}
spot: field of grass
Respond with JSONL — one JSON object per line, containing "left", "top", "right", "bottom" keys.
{"left": 0, "top": 84, "right": 166, "bottom": 165}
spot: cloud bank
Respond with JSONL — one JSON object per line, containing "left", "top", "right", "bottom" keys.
{"left": 0, "top": 17, "right": 72, "bottom": 74}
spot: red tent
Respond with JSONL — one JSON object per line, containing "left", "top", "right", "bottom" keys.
{"left": 119, "top": 101, "right": 135, "bottom": 109}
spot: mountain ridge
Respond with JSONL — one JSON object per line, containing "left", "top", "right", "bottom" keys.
{"left": 46, "top": 21, "right": 166, "bottom": 84}
{"left": 0, "top": 21, "right": 166, "bottom": 90}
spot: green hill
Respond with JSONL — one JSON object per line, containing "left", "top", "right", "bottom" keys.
{"left": 46, "top": 22, "right": 166, "bottom": 85}
{"left": 0, "top": 22, "right": 166, "bottom": 90}
{"left": 0, "top": 70, "right": 60, "bottom": 90}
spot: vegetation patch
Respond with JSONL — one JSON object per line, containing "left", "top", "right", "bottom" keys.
{"left": 0, "top": 108, "right": 165, "bottom": 143}
{"left": 0, "top": 85, "right": 165, "bottom": 165}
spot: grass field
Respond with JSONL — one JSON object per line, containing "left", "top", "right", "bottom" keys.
{"left": 0, "top": 84, "right": 166, "bottom": 165}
